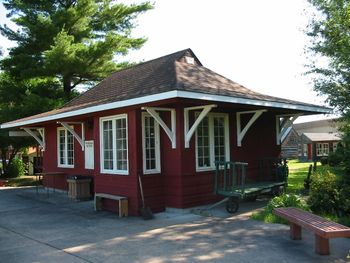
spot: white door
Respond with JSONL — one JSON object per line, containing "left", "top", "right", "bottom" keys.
{"left": 85, "top": 140, "right": 94, "bottom": 169}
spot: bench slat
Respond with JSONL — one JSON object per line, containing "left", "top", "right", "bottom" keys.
{"left": 94, "top": 193, "right": 128, "bottom": 217}
{"left": 95, "top": 193, "right": 127, "bottom": 201}
{"left": 274, "top": 207, "right": 350, "bottom": 238}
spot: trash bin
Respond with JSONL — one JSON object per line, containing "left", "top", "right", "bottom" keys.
{"left": 67, "top": 175, "right": 92, "bottom": 201}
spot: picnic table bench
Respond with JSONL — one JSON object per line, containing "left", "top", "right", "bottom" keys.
{"left": 273, "top": 207, "right": 350, "bottom": 255}
{"left": 94, "top": 193, "right": 128, "bottom": 217}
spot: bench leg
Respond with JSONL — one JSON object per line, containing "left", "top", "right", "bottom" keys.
{"left": 95, "top": 196, "right": 102, "bottom": 211}
{"left": 315, "top": 235, "right": 329, "bottom": 255}
{"left": 119, "top": 199, "right": 128, "bottom": 217}
{"left": 290, "top": 223, "right": 302, "bottom": 240}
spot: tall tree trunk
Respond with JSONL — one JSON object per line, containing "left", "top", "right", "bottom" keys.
{"left": 0, "top": 147, "right": 19, "bottom": 177}
{"left": 1, "top": 148, "right": 7, "bottom": 177}
{"left": 63, "top": 76, "right": 72, "bottom": 98}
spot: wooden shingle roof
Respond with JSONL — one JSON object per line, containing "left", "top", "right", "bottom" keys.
{"left": 1, "top": 48, "right": 331, "bottom": 128}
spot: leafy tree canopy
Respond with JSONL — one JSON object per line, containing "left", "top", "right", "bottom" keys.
{"left": 0, "top": 72, "right": 65, "bottom": 175}
{"left": 307, "top": 0, "right": 350, "bottom": 180}
{"left": 307, "top": 0, "right": 350, "bottom": 114}
{"left": 0, "top": 0, "right": 153, "bottom": 97}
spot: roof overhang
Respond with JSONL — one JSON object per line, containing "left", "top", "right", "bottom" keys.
{"left": 0, "top": 90, "right": 331, "bottom": 129}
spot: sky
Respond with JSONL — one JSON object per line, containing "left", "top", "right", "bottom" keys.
{"left": 0, "top": 0, "right": 335, "bottom": 123}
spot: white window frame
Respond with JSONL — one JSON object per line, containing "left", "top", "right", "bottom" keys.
{"left": 303, "top": 144, "right": 308, "bottom": 157}
{"left": 57, "top": 126, "right": 74, "bottom": 168}
{"left": 195, "top": 112, "right": 230, "bottom": 172}
{"left": 316, "top": 143, "right": 329, "bottom": 156}
{"left": 333, "top": 142, "right": 338, "bottom": 153}
{"left": 99, "top": 114, "right": 129, "bottom": 175}
{"left": 142, "top": 112, "right": 161, "bottom": 174}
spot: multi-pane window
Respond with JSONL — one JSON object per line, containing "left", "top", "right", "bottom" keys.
{"left": 213, "top": 117, "right": 226, "bottom": 163}
{"left": 103, "top": 120, "right": 113, "bottom": 170}
{"left": 100, "top": 114, "right": 128, "bottom": 174}
{"left": 142, "top": 113, "right": 160, "bottom": 173}
{"left": 316, "top": 143, "right": 329, "bottom": 156}
{"left": 57, "top": 127, "right": 74, "bottom": 168}
{"left": 195, "top": 113, "right": 229, "bottom": 171}
{"left": 197, "top": 116, "right": 210, "bottom": 168}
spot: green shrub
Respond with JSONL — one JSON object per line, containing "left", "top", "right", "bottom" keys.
{"left": 320, "top": 157, "right": 328, "bottom": 165}
{"left": 328, "top": 151, "right": 343, "bottom": 166}
{"left": 6, "top": 158, "right": 25, "bottom": 178}
{"left": 308, "top": 169, "right": 339, "bottom": 215}
{"left": 266, "top": 194, "right": 309, "bottom": 213}
{"left": 338, "top": 185, "right": 350, "bottom": 216}
{"left": 251, "top": 194, "right": 309, "bottom": 224}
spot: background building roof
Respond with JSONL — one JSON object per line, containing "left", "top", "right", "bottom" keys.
{"left": 303, "top": 132, "right": 341, "bottom": 142}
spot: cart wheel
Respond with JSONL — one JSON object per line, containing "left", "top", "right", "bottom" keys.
{"left": 226, "top": 197, "right": 239, "bottom": 213}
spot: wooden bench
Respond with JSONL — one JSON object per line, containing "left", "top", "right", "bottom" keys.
{"left": 94, "top": 193, "right": 128, "bottom": 217}
{"left": 273, "top": 207, "right": 350, "bottom": 255}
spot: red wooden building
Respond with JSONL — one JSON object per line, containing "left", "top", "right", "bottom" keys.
{"left": 1, "top": 49, "right": 329, "bottom": 215}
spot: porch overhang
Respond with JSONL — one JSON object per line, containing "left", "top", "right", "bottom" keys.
{"left": 0, "top": 90, "right": 331, "bottom": 129}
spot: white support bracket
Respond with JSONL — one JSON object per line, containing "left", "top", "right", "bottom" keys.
{"left": 22, "top": 127, "right": 45, "bottom": 151}
{"left": 276, "top": 114, "right": 301, "bottom": 145}
{"left": 184, "top": 104, "right": 217, "bottom": 148}
{"left": 236, "top": 110, "right": 267, "bottom": 147}
{"left": 142, "top": 107, "right": 176, "bottom": 149}
{"left": 58, "top": 122, "right": 85, "bottom": 150}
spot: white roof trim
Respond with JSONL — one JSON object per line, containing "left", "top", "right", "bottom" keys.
{"left": 1, "top": 90, "right": 331, "bottom": 129}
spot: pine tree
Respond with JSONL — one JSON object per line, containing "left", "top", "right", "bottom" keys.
{"left": 0, "top": 0, "right": 153, "bottom": 98}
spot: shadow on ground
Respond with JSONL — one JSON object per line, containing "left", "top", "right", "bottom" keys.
{"left": 0, "top": 186, "right": 349, "bottom": 263}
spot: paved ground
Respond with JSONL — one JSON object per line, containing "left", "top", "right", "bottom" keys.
{"left": 0, "top": 187, "right": 349, "bottom": 263}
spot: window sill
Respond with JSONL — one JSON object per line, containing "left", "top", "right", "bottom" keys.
{"left": 143, "top": 170, "right": 161, "bottom": 175}
{"left": 58, "top": 165, "right": 74, "bottom": 169}
{"left": 196, "top": 167, "right": 215, "bottom": 172}
{"left": 100, "top": 170, "right": 129, "bottom": 176}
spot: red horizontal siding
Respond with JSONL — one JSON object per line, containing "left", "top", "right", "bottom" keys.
{"left": 40, "top": 100, "right": 283, "bottom": 215}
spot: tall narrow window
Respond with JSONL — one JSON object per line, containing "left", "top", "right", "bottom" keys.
{"left": 57, "top": 127, "right": 74, "bottom": 168}
{"left": 116, "top": 118, "right": 127, "bottom": 171}
{"left": 103, "top": 120, "right": 113, "bottom": 170}
{"left": 100, "top": 114, "right": 128, "bottom": 174}
{"left": 142, "top": 113, "right": 160, "bottom": 173}
{"left": 333, "top": 142, "right": 338, "bottom": 152}
{"left": 196, "top": 116, "right": 210, "bottom": 168}
{"left": 196, "top": 113, "right": 229, "bottom": 171}
{"left": 213, "top": 116, "right": 226, "bottom": 163}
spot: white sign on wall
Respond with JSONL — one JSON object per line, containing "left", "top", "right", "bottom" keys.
{"left": 85, "top": 140, "right": 94, "bottom": 169}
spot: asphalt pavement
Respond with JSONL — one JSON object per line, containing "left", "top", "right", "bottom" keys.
{"left": 0, "top": 186, "right": 349, "bottom": 263}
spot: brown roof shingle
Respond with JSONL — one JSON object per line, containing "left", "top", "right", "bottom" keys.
{"left": 1, "top": 48, "right": 330, "bottom": 128}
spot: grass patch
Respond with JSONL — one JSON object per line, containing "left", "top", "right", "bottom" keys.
{"left": 288, "top": 159, "right": 314, "bottom": 170}
{"left": 286, "top": 160, "right": 318, "bottom": 194}
{"left": 251, "top": 211, "right": 285, "bottom": 224}
{"left": 1, "top": 176, "right": 38, "bottom": 187}
{"left": 251, "top": 159, "right": 316, "bottom": 224}
{"left": 252, "top": 160, "right": 349, "bottom": 225}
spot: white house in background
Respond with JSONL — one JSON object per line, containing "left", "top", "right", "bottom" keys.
{"left": 281, "top": 118, "right": 341, "bottom": 160}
